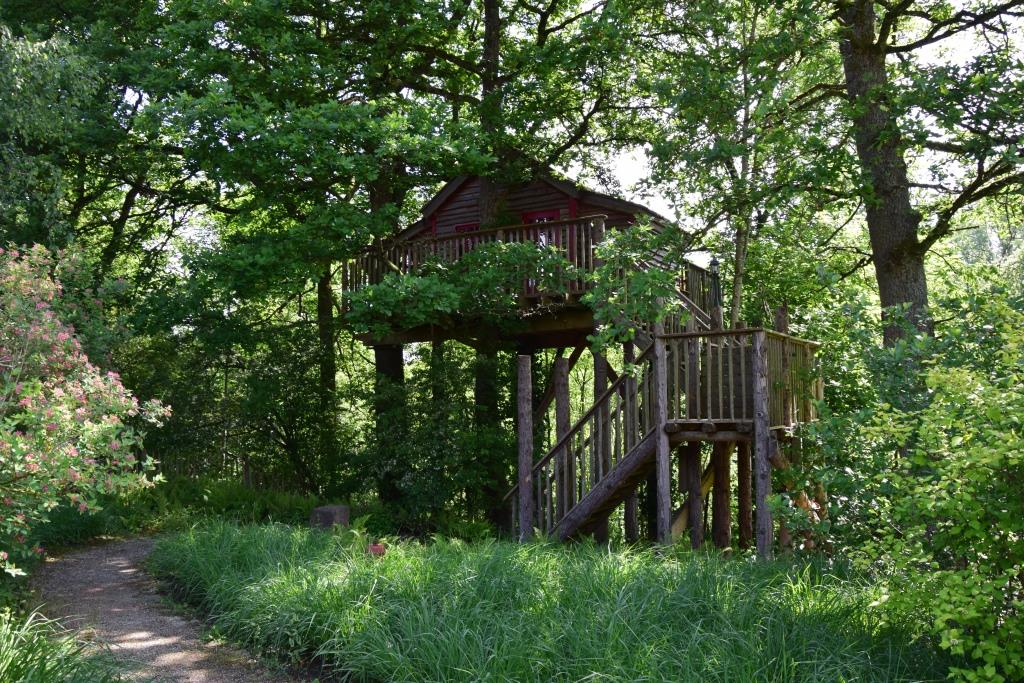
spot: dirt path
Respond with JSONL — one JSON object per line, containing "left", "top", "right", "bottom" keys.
{"left": 34, "top": 537, "right": 305, "bottom": 683}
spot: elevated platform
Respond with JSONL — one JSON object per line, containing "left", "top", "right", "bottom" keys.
{"left": 341, "top": 216, "right": 715, "bottom": 349}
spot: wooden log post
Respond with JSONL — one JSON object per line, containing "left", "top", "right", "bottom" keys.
{"left": 752, "top": 329, "right": 774, "bottom": 559}
{"left": 517, "top": 354, "right": 534, "bottom": 541}
{"left": 737, "top": 441, "right": 753, "bottom": 550}
{"left": 591, "top": 350, "right": 610, "bottom": 543}
{"left": 685, "top": 441, "right": 704, "bottom": 548}
{"left": 622, "top": 341, "right": 640, "bottom": 543}
{"left": 711, "top": 442, "right": 733, "bottom": 548}
{"left": 373, "top": 344, "right": 406, "bottom": 505}
{"left": 774, "top": 305, "right": 793, "bottom": 428}
{"left": 653, "top": 321, "right": 672, "bottom": 544}
{"left": 554, "top": 356, "right": 572, "bottom": 520}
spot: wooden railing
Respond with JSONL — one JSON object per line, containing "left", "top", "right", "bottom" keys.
{"left": 506, "top": 327, "right": 821, "bottom": 536}
{"left": 340, "top": 215, "right": 716, "bottom": 309}
{"left": 659, "top": 329, "right": 821, "bottom": 427}
{"left": 341, "top": 216, "right": 606, "bottom": 298}
{"left": 507, "top": 343, "right": 658, "bottom": 535}
{"left": 764, "top": 330, "right": 822, "bottom": 428}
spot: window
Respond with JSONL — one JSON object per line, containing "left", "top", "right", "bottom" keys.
{"left": 521, "top": 209, "right": 560, "bottom": 223}
{"left": 453, "top": 222, "right": 480, "bottom": 233}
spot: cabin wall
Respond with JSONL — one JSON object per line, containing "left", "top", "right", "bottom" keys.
{"left": 405, "top": 179, "right": 639, "bottom": 240}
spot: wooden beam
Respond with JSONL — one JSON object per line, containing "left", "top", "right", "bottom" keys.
{"left": 534, "top": 345, "right": 586, "bottom": 425}
{"left": 653, "top": 322, "right": 672, "bottom": 544}
{"left": 517, "top": 354, "right": 534, "bottom": 541}
{"left": 737, "top": 441, "right": 753, "bottom": 550}
{"left": 623, "top": 341, "right": 640, "bottom": 544}
{"left": 670, "top": 460, "right": 713, "bottom": 541}
{"left": 711, "top": 442, "right": 733, "bottom": 549}
{"left": 752, "top": 330, "right": 773, "bottom": 559}
{"left": 552, "top": 434, "right": 656, "bottom": 541}
{"left": 685, "top": 442, "right": 704, "bottom": 548}
{"left": 666, "top": 429, "right": 752, "bottom": 442}
{"left": 591, "top": 349, "right": 610, "bottom": 544}
{"left": 554, "top": 355, "right": 572, "bottom": 519}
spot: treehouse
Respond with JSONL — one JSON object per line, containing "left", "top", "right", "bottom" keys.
{"left": 342, "top": 175, "right": 823, "bottom": 557}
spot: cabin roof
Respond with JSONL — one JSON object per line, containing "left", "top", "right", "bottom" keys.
{"left": 396, "top": 175, "right": 671, "bottom": 241}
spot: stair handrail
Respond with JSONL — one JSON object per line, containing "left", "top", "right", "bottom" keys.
{"left": 502, "top": 341, "right": 657, "bottom": 505}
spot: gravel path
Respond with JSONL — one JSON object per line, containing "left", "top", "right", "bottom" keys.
{"left": 33, "top": 537, "right": 305, "bottom": 683}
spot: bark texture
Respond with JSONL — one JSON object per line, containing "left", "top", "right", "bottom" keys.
{"left": 838, "top": 0, "right": 932, "bottom": 345}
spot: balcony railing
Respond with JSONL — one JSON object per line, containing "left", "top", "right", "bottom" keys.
{"left": 340, "top": 215, "right": 715, "bottom": 311}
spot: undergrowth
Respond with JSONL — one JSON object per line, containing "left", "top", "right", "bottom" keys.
{"left": 149, "top": 521, "right": 954, "bottom": 682}
{"left": 0, "top": 610, "right": 119, "bottom": 683}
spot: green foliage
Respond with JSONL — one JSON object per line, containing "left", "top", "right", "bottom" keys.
{"left": 586, "top": 221, "right": 688, "bottom": 350}
{"left": 30, "top": 477, "right": 325, "bottom": 553}
{"left": 346, "top": 241, "right": 580, "bottom": 338}
{"left": 804, "top": 281, "right": 1024, "bottom": 683}
{"left": 149, "top": 521, "right": 951, "bottom": 682}
{"left": 0, "top": 28, "right": 98, "bottom": 247}
{"left": 853, "top": 294, "right": 1024, "bottom": 682}
{"left": 0, "top": 610, "right": 119, "bottom": 683}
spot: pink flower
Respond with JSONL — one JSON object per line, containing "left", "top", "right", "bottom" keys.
{"left": 0, "top": 551, "right": 7, "bottom": 561}
{"left": 109, "top": 441, "right": 120, "bottom": 451}
{"left": 78, "top": 502, "right": 88, "bottom": 513}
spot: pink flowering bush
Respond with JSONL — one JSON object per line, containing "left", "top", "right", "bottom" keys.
{"left": 0, "top": 245, "right": 169, "bottom": 576}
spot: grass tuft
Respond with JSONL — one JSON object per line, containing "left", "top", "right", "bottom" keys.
{"left": 0, "top": 609, "right": 119, "bottom": 683}
{"left": 149, "top": 521, "right": 952, "bottom": 682}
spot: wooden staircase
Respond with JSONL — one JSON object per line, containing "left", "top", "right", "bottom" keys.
{"left": 504, "top": 310, "right": 821, "bottom": 554}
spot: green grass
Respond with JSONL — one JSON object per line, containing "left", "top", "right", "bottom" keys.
{"left": 149, "top": 521, "right": 951, "bottom": 682}
{"left": 0, "top": 610, "right": 119, "bottom": 683}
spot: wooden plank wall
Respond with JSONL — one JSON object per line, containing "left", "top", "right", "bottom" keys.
{"left": 409, "top": 179, "right": 638, "bottom": 238}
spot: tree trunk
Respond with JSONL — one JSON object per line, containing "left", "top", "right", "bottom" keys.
{"left": 478, "top": 0, "right": 506, "bottom": 226}
{"left": 838, "top": 0, "right": 931, "bottom": 346}
{"left": 317, "top": 270, "right": 338, "bottom": 473}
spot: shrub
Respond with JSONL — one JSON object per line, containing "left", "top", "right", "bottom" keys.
{"left": 0, "top": 245, "right": 168, "bottom": 576}
{"left": 852, "top": 294, "right": 1024, "bottom": 682}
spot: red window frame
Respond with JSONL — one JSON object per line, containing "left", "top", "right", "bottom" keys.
{"left": 521, "top": 209, "right": 560, "bottom": 223}
{"left": 453, "top": 222, "right": 480, "bottom": 233}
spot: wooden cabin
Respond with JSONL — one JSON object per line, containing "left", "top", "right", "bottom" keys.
{"left": 342, "top": 175, "right": 823, "bottom": 558}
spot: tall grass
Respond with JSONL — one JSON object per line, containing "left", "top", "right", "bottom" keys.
{"left": 149, "top": 521, "right": 951, "bottom": 682}
{"left": 0, "top": 610, "right": 118, "bottom": 683}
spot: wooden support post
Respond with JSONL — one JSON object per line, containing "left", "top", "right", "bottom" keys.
{"left": 373, "top": 344, "right": 406, "bottom": 505}
{"left": 737, "top": 441, "right": 753, "bottom": 550}
{"left": 622, "top": 342, "right": 640, "bottom": 544}
{"left": 685, "top": 442, "right": 704, "bottom": 548}
{"left": 554, "top": 355, "right": 571, "bottom": 519}
{"left": 653, "top": 321, "right": 672, "bottom": 544}
{"left": 591, "top": 350, "right": 610, "bottom": 543}
{"left": 686, "top": 317, "right": 700, "bottom": 421}
{"left": 775, "top": 304, "right": 793, "bottom": 428}
{"left": 752, "top": 330, "right": 773, "bottom": 559}
{"left": 711, "top": 442, "right": 733, "bottom": 548}
{"left": 517, "top": 354, "right": 534, "bottom": 541}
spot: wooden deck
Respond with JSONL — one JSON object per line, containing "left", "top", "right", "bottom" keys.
{"left": 340, "top": 215, "right": 718, "bottom": 323}
{"left": 505, "top": 327, "right": 822, "bottom": 547}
